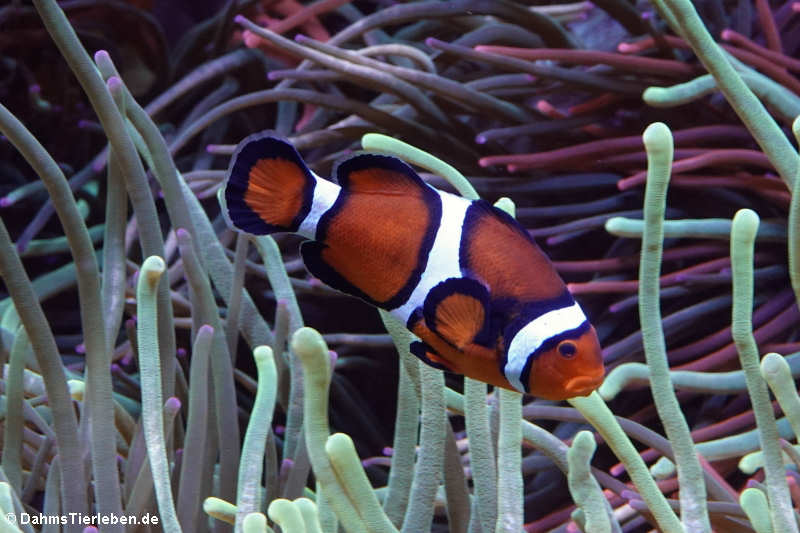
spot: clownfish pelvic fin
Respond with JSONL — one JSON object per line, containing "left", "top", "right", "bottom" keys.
{"left": 409, "top": 341, "right": 451, "bottom": 371}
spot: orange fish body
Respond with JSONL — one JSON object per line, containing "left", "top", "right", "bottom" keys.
{"left": 224, "top": 133, "right": 604, "bottom": 400}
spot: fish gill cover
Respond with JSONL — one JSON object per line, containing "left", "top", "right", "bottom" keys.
{"left": 0, "top": 1, "right": 799, "bottom": 532}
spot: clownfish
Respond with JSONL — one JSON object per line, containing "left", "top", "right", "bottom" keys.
{"left": 223, "top": 132, "right": 604, "bottom": 400}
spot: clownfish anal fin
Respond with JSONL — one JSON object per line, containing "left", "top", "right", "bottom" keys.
{"left": 300, "top": 240, "right": 364, "bottom": 299}
{"left": 409, "top": 341, "right": 451, "bottom": 371}
{"left": 423, "top": 277, "right": 492, "bottom": 350}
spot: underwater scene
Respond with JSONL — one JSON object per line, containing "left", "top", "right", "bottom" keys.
{"left": 1, "top": 0, "right": 800, "bottom": 532}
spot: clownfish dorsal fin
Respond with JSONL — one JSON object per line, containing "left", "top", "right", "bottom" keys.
{"left": 460, "top": 200, "right": 566, "bottom": 302}
{"left": 335, "top": 153, "right": 430, "bottom": 196}
{"left": 423, "top": 278, "right": 491, "bottom": 350}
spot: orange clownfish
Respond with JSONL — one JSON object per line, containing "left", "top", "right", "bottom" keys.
{"left": 223, "top": 133, "right": 605, "bottom": 400}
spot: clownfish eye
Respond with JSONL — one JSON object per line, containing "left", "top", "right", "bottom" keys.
{"left": 557, "top": 341, "right": 577, "bottom": 358}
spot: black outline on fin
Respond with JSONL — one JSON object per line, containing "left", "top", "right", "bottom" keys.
{"left": 410, "top": 341, "right": 450, "bottom": 371}
{"left": 333, "top": 152, "right": 431, "bottom": 191}
{"left": 458, "top": 199, "right": 538, "bottom": 277}
{"left": 299, "top": 240, "right": 371, "bottom": 301}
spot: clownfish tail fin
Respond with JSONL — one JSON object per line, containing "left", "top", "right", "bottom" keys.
{"left": 223, "top": 132, "right": 323, "bottom": 237}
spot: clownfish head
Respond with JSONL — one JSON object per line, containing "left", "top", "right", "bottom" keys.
{"left": 503, "top": 299, "right": 604, "bottom": 401}
{"left": 525, "top": 326, "right": 604, "bottom": 400}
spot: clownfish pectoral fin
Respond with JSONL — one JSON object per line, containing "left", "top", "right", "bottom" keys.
{"left": 409, "top": 313, "right": 500, "bottom": 381}
{"left": 224, "top": 132, "right": 316, "bottom": 235}
{"left": 410, "top": 341, "right": 452, "bottom": 371}
{"left": 422, "top": 277, "right": 492, "bottom": 350}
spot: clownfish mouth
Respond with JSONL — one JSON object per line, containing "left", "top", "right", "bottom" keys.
{"left": 564, "top": 374, "right": 605, "bottom": 397}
